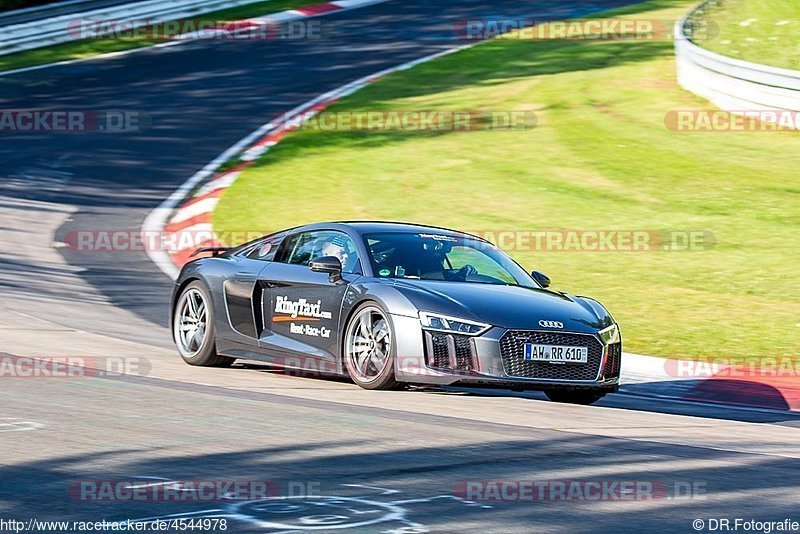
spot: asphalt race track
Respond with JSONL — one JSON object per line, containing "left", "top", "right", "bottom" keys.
{"left": 1, "top": 1, "right": 799, "bottom": 532}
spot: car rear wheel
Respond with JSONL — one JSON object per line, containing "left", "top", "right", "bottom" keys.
{"left": 173, "top": 281, "right": 234, "bottom": 367}
{"left": 545, "top": 389, "right": 606, "bottom": 405}
{"left": 343, "top": 303, "right": 400, "bottom": 390}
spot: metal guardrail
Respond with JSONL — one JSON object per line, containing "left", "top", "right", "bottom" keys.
{"left": 0, "top": 0, "right": 272, "bottom": 56}
{"left": 675, "top": 0, "right": 800, "bottom": 118}
{"left": 0, "top": 0, "right": 134, "bottom": 27}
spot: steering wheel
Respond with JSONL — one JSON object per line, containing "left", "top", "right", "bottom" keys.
{"left": 455, "top": 264, "right": 478, "bottom": 280}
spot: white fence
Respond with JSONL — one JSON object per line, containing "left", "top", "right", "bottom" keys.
{"left": 0, "top": 0, "right": 272, "bottom": 56}
{"left": 675, "top": 0, "right": 800, "bottom": 122}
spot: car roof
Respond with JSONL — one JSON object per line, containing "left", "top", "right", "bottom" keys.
{"left": 328, "top": 221, "right": 487, "bottom": 241}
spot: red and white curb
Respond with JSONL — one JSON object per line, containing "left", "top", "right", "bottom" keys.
{"left": 142, "top": 3, "right": 800, "bottom": 414}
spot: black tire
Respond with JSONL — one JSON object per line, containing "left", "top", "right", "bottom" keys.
{"left": 545, "top": 389, "right": 606, "bottom": 405}
{"left": 173, "top": 281, "right": 234, "bottom": 367}
{"left": 342, "top": 302, "right": 401, "bottom": 390}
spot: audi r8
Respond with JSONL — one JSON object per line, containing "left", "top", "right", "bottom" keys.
{"left": 171, "top": 222, "right": 621, "bottom": 404}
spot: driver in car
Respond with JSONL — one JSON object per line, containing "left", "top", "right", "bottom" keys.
{"left": 321, "top": 234, "right": 353, "bottom": 272}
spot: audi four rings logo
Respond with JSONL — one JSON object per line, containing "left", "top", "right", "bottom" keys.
{"left": 538, "top": 320, "right": 564, "bottom": 328}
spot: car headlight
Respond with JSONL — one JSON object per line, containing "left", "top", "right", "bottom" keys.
{"left": 419, "top": 312, "right": 490, "bottom": 336}
{"left": 598, "top": 324, "right": 620, "bottom": 345}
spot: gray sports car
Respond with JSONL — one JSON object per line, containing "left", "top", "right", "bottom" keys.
{"left": 171, "top": 222, "right": 621, "bottom": 404}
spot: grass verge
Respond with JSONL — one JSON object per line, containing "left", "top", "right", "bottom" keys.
{"left": 0, "top": 0, "right": 322, "bottom": 73}
{"left": 213, "top": 0, "right": 800, "bottom": 360}
{"left": 692, "top": 0, "right": 800, "bottom": 70}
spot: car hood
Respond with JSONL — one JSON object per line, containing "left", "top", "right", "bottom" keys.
{"left": 384, "top": 279, "right": 613, "bottom": 333}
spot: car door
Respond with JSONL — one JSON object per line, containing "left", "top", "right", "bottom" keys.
{"left": 221, "top": 235, "right": 284, "bottom": 343}
{"left": 258, "top": 230, "right": 362, "bottom": 364}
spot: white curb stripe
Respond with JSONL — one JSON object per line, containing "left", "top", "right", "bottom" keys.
{"left": 263, "top": 11, "right": 305, "bottom": 23}
{"left": 168, "top": 197, "right": 219, "bottom": 225}
{"left": 194, "top": 170, "right": 241, "bottom": 198}
{"left": 332, "top": 0, "right": 384, "bottom": 8}
{"left": 169, "top": 222, "right": 216, "bottom": 251}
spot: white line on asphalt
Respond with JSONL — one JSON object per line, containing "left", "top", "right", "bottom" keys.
{"left": 0, "top": 35, "right": 181, "bottom": 78}
{"left": 0, "top": 418, "right": 44, "bottom": 432}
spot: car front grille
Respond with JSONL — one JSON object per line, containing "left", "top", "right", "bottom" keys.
{"left": 603, "top": 343, "right": 622, "bottom": 378}
{"left": 424, "top": 331, "right": 476, "bottom": 372}
{"left": 499, "top": 330, "right": 603, "bottom": 381}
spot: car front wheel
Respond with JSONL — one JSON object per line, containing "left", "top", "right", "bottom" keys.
{"left": 343, "top": 303, "right": 400, "bottom": 390}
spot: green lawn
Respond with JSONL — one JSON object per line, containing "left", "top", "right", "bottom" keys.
{"left": 0, "top": 0, "right": 322, "bottom": 73}
{"left": 691, "top": 0, "right": 800, "bottom": 69}
{"left": 213, "top": 0, "right": 800, "bottom": 360}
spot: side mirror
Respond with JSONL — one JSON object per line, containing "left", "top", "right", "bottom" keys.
{"left": 531, "top": 270, "right": 550, "bottom": 288}
{"left": 309, "top": 256, "right": 342, "bottom": 278}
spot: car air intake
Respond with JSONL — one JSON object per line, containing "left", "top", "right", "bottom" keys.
{"left": 603, "top": 343, "right": 622, "bottom": 378}
{"left": 424, "top": 331, "right": 477, "bottom": 372}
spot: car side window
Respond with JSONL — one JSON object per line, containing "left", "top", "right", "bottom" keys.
{"left": 245, "top": 236, "right": 283, "bottom": 261}
{"left": 285, "top": 231, "right": 361, "bottom": 274}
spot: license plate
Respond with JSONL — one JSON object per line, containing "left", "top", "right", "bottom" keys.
{"left": 524, "top": 344, "right": 588, "bottom": 363}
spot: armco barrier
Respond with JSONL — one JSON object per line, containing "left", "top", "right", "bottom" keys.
{"left": 675, "top": 0, "right": 800, "bottom": 124}
{"left": 0, "top": 0, "right": 133, "bottom": 27}
{"left": 0, "top": 0, "right": 274, "bottom": 56}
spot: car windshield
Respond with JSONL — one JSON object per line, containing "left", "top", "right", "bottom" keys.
{"left": 363, "top": 232, "right": 536, "bottom": 287}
